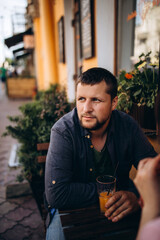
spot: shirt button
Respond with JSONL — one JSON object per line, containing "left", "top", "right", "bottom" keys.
{"left": 89, "top": 168, "right": 93, "bottom": 172}
{"left": 52, "top": 180, "right": 56, "bottom": 184}
{"left": 90, "top": 145, "right": 94, "bottom": 148}
{"left": 86, "top": 135, "right": 90, "bottom": 138}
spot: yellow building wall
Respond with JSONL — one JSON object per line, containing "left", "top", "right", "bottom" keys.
{"left": 51, "top": 0, "right": 98, "bottom": 90}
{"left": 39, "top": 0, "right": 58, "bottom": 89}
{"left": 82, "top": 0, "right": 97, "bottom": 72}
{"left": 33, "top": 0, "right": 98, "bottom": 95}
{"left": 33, "top": 17, "right": 44, "bottom": 90}
{"left": 50, "top": 0, "right": 97, "bottom": 95}
{"left": 52, "top": 0, "right": 68, "bottom": 89}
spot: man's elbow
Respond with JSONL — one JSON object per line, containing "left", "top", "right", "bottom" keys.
{"left": 45, "top": 186, "right": 70, "bottom": 210}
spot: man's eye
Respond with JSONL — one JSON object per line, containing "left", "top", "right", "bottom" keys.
{"left": 93, "top": 98, "right": 101, "bottom": 102}
{"left": 78, "top": 97, "right": 85, "bottom": 101}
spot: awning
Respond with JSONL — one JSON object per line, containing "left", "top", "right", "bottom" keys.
{"left": 13, "top": 48, "right": 33, "bottom": 60}
{"left": 13, "top": 47, "right": 25, "bottom": 54}
{"left": 5, "top": 28, "right": 33, "bottom": 48}
{"left": 16, "top": 52, "right": 31, "bottom": 60}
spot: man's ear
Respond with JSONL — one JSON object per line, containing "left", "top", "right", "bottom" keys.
{"left": 111, "top": 96, "right": 118, "bottom": 110}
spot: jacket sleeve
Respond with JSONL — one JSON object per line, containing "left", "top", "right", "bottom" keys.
{"left": 45, "top": 128, "right": 98, "bottom": 210}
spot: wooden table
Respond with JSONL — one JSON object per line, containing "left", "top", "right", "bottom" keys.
{"left": 59, "top": 204, "right": 141, "bottom": 240}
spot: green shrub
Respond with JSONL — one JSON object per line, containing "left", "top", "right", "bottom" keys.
{"left": 3, "top": 84, "right": 74, "bottom": 181}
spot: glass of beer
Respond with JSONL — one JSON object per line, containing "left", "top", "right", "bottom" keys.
{"left": 96, "top": 175, "right": 116, "bottom": 213}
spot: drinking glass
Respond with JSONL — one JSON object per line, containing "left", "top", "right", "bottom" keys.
{"left": 96, "top": 175, "right": 116, "bottom": 213}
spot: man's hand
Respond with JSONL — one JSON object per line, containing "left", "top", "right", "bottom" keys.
{"left": 104, "top": 191, "right": 140, "bottom": 222}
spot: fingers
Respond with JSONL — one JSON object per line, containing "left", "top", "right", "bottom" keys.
{"left": 105, "top": 194, "right": 124, "bottom": 218}
{"left": 135, "top": 154, "right": 160, "bottom": 186}
{"left": 134, "top": 155, "right": 160, "bottom": 208}
{"left": 154, "top": 154, "right": 160, "bottom": 162}
{"left": 147, "top": 154, "right": 160, "bottom": 173}
{"left": 137, "top": 158, "right": 148, "bottom": 170}
{"left": 137, "top": 154, "right": 160, "bottom": 172}
{"left": 105, "top": 200, "right": 127, "bottom": 219}
{"left": 108, "top": 208, "right": 131, "bottom": 223}
{"left": 105, "top": 191, "right": 122, "bottom": 209}
{"left": 105, "top": 199, "right": 136, "bottom": 222}
{"left": 104, "top": 191, "right": 139, "bottom": 222}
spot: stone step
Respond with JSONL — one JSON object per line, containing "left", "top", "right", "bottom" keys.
{"left": 6, "top": 180, "right": 32, "bottom": 199}
{"left": 4, "top": 143, "right": 32, "bottom": 198}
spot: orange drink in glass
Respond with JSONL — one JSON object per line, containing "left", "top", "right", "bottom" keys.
{"left": 96, "top": 175, "right": 116, "bottom": 213}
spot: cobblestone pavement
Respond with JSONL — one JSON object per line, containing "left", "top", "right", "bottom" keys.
{"left": 0, "top": 92, "right": 45, "bottom": 240}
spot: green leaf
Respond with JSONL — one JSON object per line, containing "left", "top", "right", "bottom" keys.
{"left": 133, "top": 89, "right": 142, "bottom": 97}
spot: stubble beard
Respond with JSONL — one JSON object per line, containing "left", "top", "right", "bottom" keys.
{"left": 80, "top": 115, "right": 111, "bottom": 131}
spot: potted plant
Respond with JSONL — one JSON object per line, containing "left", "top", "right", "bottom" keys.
{"left": 117, "top": 51, "right": 159, "bottom": 130}
{"left": 3, "top": 84, "right": 74, "bottom": 215}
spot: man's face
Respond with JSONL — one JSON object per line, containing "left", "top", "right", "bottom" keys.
{"left": 76, "top": 80, "right": 118, "bottom": 131}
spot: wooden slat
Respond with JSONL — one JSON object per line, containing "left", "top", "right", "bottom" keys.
{"left": 60, "top": 206, "right": 100, "bottom": 226}
{"left": 37, "top": 156, "right": 46, "bottom": 163}
{"left": 37, "top": 142, "right": 49, "bottom": 151}
{"left": 60, "top": 205, "right": 140, "bottom": 240}
{"left": 64, "top": 227, "right": 138, "bottom": 240}
{"left": 60, "top": 205, "right": 140, "bottom": 227}
{"left": 63, "top": 220, "right": 138, "bottom": 240}
{"left": 83, "top": 229, "right": 137, "bottom": 240}
{"left": 142, "top": 128, "right": 157, "bottom": 135}
{"left": 59, "top": 204, "right": 98, "bottom": 214}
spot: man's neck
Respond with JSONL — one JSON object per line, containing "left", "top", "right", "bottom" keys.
{"left": 90, "top": 115, "right": 110, "bottom": 138}
{"left": 91, "top": 132, "right": 107, "bottom": 152}
{"left": 90, "top": 126, "right": 108, "bottom": 152}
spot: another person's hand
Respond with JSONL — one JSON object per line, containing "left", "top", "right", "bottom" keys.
{"left": 104, "top": 190, "right": 140, "bottom": 222}
{"left": 133, "top": 154, "right": 160, "bottom": 228}
{"left": 134, "top": 154, "right": 160, "bottom": 209}
{"left": 133, "top": 154, "right": 160, "bottom": 240}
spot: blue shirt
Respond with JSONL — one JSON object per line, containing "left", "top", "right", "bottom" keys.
{"left": 45, "top": 108, "right": 157, "bottom": 210}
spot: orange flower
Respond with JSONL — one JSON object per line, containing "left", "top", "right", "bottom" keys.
{"left": 125, "top": 73, "right": 133, "bottom": 79}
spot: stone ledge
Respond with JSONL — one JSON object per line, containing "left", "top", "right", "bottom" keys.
{"left": 6, "top": 180, "right": 32, "bottom": 199}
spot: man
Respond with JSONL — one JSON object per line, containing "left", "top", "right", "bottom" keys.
{"left": 45, "top": 67, "right": 157, "bottom": 239}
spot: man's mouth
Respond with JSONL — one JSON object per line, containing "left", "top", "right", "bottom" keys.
{"left": 82, "top": 115, "right": 95, "bottom": 119}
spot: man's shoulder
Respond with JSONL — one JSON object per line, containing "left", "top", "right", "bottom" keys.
{"left": 113, "top": 110, "right": 135, "bottom": 122}
{"left": 112, "top": 110, "right": 139, "bottom": 130}
{"left": 52, "top": 108, "right": 79, "bottom": 132}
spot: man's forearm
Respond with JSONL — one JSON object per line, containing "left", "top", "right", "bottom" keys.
{"left": 46, "top": 181, "right": 98, "bottom": 210}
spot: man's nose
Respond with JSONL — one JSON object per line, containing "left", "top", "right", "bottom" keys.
{"left": 84, "top": 100, "right": 92, "bottom": 112}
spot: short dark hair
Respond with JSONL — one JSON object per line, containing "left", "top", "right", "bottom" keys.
{"left": 76, "top": 67, "right": 117, "bottom": 100}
